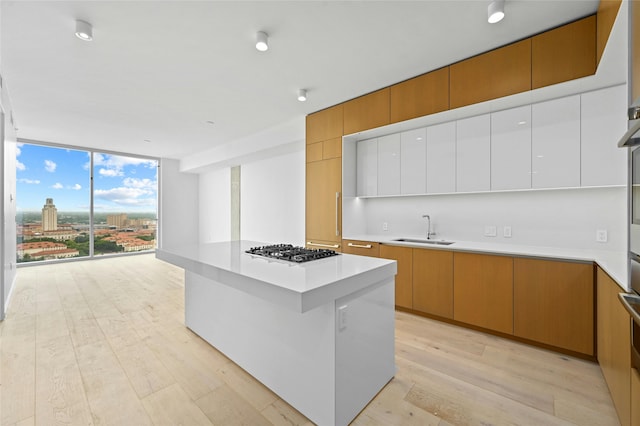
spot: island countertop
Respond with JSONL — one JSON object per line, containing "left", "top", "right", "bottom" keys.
{"left": 156, "top": 240, "right": 397, "bottom": 313}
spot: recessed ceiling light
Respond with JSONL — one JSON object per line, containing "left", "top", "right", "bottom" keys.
{"left": 488, "top": 0, "right": 505, "bottom": 24}
{"left": 297, "top": 89, "right": 307, "bottom": 102}
{"left": 75, "top": 20, "right": 93, "bottom": 41}
{"left": 256, "top": 31, "right": 269, "bottom": 52}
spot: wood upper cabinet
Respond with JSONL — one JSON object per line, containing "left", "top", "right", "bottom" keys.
{"left": 379, "top": 244, "right": 413, "bottom": 309}
{"left": 305, "top": 157, "right": 342, "bottom": 247}
{"left": 450, "top": 39, "right": 531, "bottom": 109}
{"left": 597, "top": 0, "right": 623, "bottom": 66}
{"left": 306, "top": 137, "right": 342, "bottom": 163}
{"left": 532, "top": 16, "right": 596, "bottom": 89}
{"left": 514, "top": 258, "right": 594, "bottom": 356}
{"left": 453, "top": 252, "right": 514, "bottom": 334}
{"left": 389, "top": 67, "right": 449, "bottom": 124}
{"left": 306, "top": 104, "right": 344, "bottom": 145}
{"left": 597, "top": 267, "right": 631, "bottom": 426}
{"left": 342, "top": 239, "right": 379, "bottom": 257}
{"left": 412, "top": 248, "right": 453, "bottom": 319}
{"left": 343, "top": 88, "right": 390, "bottom": 135}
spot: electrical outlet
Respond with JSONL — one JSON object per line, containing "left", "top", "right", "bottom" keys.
{"left": 503, "top": 226, "right": 512, "bottom": 238}
{"left": 596, "top": 229, "right": 608, "bottom": 243}
{"left": 382, "top": 222, "right": 388, "bottom": 231}
{"left": 484, "top": 225, "right": 497, "bottom": 237}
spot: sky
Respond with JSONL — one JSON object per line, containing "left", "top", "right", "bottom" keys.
{"left": 16, "top": 143, "right": 158, "bottom": 213}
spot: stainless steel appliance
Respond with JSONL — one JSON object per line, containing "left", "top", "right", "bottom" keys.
{"left": 245, "top": 244, "right": 340, "bottom": 263}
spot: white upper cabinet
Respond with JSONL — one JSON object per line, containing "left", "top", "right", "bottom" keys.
{"left": 491, "top": 105, "right": 532, "bottom": 190}
{"left": 377, "top": 134, "right": 401, "bottom": 196}
{"left": 532, "top": 95, "right": 581, "bottom": 189}
{"left": 400, "top": 128, "right": 427, "bottom": 195}
{"left": 427, "top": 122, "right": 456, "bottom": 194}
{"left": 456, "top": 114, "right": 490, "bottom": 192}
{"left": 581, "top": 84, "right": 627, "bottom": 187}
{"left": 356, "top": 138, "right": 378, "bottom": 197}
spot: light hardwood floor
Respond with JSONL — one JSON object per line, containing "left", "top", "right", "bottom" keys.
{"left": 0, "top": 254, "right": 619, "bottom": 425}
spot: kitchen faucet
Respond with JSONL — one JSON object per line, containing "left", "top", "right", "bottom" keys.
{"left": 422, "top": 214, "right": 434, "bottom": 239}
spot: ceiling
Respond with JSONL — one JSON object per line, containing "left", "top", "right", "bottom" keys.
{"left": 1, "top": 0, "right": 600, "bottom": 161}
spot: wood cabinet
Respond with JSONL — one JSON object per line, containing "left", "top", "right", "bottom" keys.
{"left": 597, "top": 0, "right": 623, "bottom": 66}
{"left": 356, "top": 138, "right": 377, "bottom": 197}
{"left": 389, "top": 67, "right": 449, "bottom": 123}
{"left": 531, "top": 95, "right": 581, "bottom": 189}
{"left": 377, "top": 134, "right": 401, "bottom": 196}
{"left": 379, "top": 244, "right": 413, "bottom": 309}
{"left": 343, "top": 89, "right": 390, "bottom": 135}
{"left": 426, "top": 122, "right": 456, "bottom": 194}
{"left": 632, "top": 368, "right": 640, "bottom": 426}
{"left": 581, "top": 84, "right": 628, "bottom": 187}
{"left": 412, "top": 248, "right": 453, "bottom": 319}
{"left": 490, "top": 105, "right": 532, "bottom": 190}
{"left": 400, "top": 128, "right": 427, "bottom": 195}
{"left": 306, "top": 104, "right": 343, "bottom": 145}
{"left": 306, "top": 157, "right": 342, "bottom": 248}
{"left": 453, "top": 252, "right": 514, "bottom": 334}
{"left": 532, "top": 16, "right": 596, "bottom": 89}
{"left": 342, "top": 239, "right": 379, "bottom": 257}
{"left": 456, "top": 114, "right": 490, "bottom": 192}
{"left": 450, "top": 39, "right": 531, "bottom": 109}
{"left": 306, "top": 137, "right": 342, "bottom": 163}
{"left": 597, "top": 267, "right": 631, "bottom": 426}
{"left": 514, "top": 258, "right": 594, "bottom": 356}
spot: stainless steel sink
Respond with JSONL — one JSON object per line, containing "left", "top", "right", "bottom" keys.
{"left": 393, "top": 238, "right": 454, "bottom": 246}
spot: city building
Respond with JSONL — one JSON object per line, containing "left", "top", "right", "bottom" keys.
{"left": 107, "top": 213, "right": 128, "bottom": 229}
{"left": 41, "top": 198, "right": 57, "bottom": 231}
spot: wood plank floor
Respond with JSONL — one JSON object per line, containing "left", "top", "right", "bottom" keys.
{"left": 0, "top": 254, "right": 619, "bottom": 426}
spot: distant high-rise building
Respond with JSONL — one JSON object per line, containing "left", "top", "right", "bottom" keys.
{"left": 41, "top": 198, "right": 58, "bottom": 231}
{"left": 107, "top": 213, "right": 128, "bottom": 229}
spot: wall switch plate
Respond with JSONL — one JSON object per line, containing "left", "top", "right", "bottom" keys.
{"left": 382, "top": 222, "right": 388, "bottom": 231}
{"left": 338, "top": 305, "right": 348, "bottom": 331}
{"left": 596, "top": 229, "right": 608, "bottom": 243}
{"left": 503, "top": 226, "right": 512, "bottom": 238}
{"left": 484, "top": 225, "right": 497, "bottom": 237}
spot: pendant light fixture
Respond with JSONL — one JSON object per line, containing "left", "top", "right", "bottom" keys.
{"left": 75, "top": 20, "right": 93, "bottom": 41}
{"left": 256, "top": 31, "right": 269, "bottom": 51}
{"left": 297, "top": 89, "right": 307, "bottom": 102}
{"left": 488, "top": 0, "right": 505, "bottom": 24}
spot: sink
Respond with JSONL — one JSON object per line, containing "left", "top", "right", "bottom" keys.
{"left": 393, "top": 238, "right": 454, "bottom": 246}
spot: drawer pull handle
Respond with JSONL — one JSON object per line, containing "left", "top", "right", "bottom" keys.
{"left": 307, "top": 242, "right": 340, "bottom": 249}
{"left": 348, "top": 243, "right": 372, "bottom": 249}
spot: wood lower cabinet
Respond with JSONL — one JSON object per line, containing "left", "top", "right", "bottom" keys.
{"left": 632, "top": 368, "right": 640, "bottom": 426}
{"left": 514, "top": 258, "right": 594, "bottom": 356}
{"left": 342, "top": 239, "right": 379, "bottom": 257}
{"left": 453, "top": 252, "right": 514, "bottom": 334}
{"left": 597, "top": 267, "right": 631, "bottom": 426}
{"left": 379, "top": 244, "right": 413, "bottom": 309}
{"left": 305, "top": 158, "right": 342, "bottom": 247}
{"left": 412, "top": 248, "right": 453, "bottom": 319}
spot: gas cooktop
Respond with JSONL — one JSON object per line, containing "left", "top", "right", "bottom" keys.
{"left": 245, "top": 244, "right": 340, "bottom": 263}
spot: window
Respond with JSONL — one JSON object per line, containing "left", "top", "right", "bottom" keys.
{"left": 16, "top": 142, "right": 158, "bottom": 263}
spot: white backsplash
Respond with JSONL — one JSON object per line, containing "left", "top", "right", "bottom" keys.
{"left": 344, "top": 186, "right": 627, "bottom": 252}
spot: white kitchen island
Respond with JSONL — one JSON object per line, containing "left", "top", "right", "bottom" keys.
{"left": 156, "top": 240, "right": 397, "bottom": 426}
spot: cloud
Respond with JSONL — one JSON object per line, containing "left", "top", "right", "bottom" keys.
{"left": 92, "top": 153, "right": 157, "bottom": 178}
{"left": 123, "top": 177, "right": 156, "bottom": 190}
{"left": 51, "top": 182, "right": 63, "bottom": 189}
{"left": 94, "top": 186, "right": 156, "bottom": 207}
{"left": 99, "top": 168, "right": 123, "bottom": 177}
{"left": 16, "top": 161, "right": 26, "bottom": 171}
{"left": 18, "top": 178, "right": 40, "bottom": 184}
{"left": 71, "top": 184, "right": 82, "bottom": 190}
{"left": 44, "top": 160, "right": 57, "bottom": 173}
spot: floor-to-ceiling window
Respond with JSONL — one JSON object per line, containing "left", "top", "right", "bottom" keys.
{"left": 16, "top": 142, "right": 158, "bottom": 263}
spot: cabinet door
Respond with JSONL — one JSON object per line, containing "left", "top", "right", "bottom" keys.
{"left": 400, "top": 128, "right": 427, "bottom": 195}
{"left": 597, "top": 267, "right": 631, "bottom": 426}
{"left": 306, "top": 158, "right": 342, "bottom": 244}
{"left": 379, "top": 244, "right": 413, "bottom": 309}
{"left": 306, "top": 104, "right": 344, "bottom": 145}
{"left": 377, "top": 134, "right": 401, "bottom": 196}
{"left": 342, "top": 240, "right": 379, "bottom": 257}
{"left": 343, "top": 89, "right": 390, "bottom": 135}
{"left": 632, "top": 368, "right": 640, "bottom": 426}
{"left": 453, "top": 252, "right": 513, "bottom": 334}
{"left": 532, "top": 95, "right": 580, "bottom": 189}
{"left": 581, "top": 85, "right": 628, "bottom": 187}
{"left": 491, "top": 105, "right": 532, "bottom": 190}
{"left": 426, "top": 122, "right": 456, "bottom": 194}
{"left": 390, "top": 67, "right": 450, "bottom": 123}
{"left": 456, "top": 114, "right": 490, "bottom": 192}
{"left": 356, "top": 138, "right": 377, "bottom": 197}
{"left": 413, "top": 248, "right": 453, "bottom": 319}
{"left": 514, "top": 258, "right": 594, "bottom": 355}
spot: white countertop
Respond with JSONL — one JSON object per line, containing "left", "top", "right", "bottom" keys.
{"left": 346, "top": 234, "right": 629, "bottom": 291}
{"left": 156, "top": 240, "right": 397, "bottom": 313}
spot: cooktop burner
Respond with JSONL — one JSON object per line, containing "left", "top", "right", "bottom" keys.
{"left": 245, "top": 244, "right": 340, "bottom": 263}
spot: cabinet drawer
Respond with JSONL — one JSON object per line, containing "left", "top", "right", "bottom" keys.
{"left": 342, "top": 240, "right": 379, "bottom": 257}
{"left": 305, "top": 239, "right": 341, "bottom": 252}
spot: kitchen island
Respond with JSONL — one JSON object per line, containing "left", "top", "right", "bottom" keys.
{"left": 156, "top": 240, "right": 397, "bottom": 426}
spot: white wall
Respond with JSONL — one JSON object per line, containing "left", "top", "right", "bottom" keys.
{"left": 199, "top": 167, "right": 231, "bottom": 243}
{"left": 158, "top": 158, "right": 199, "bottom": 248}
{"left": 349, "top": 186, "right": 626, "bottom": 252}
{"left": 240, "top": 148, "right": 305, "bottom": 245}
